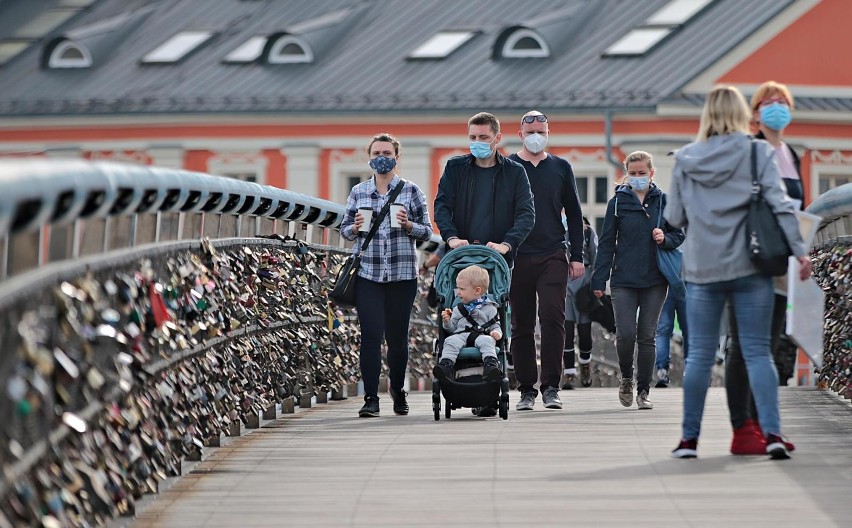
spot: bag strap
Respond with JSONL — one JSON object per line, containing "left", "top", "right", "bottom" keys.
{"left": 358, "top": 179, "right": 405, "bottom": 253}
{"left": 750, "top": 140, "right": 760, "bottom": 200}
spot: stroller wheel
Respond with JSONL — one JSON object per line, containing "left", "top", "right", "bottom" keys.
{"left": 445, "top": 403, "right": 452, "bottom": 419}
{"left": 499, "top": 394, "right": 509, "bottom": 420}
{"left": 432, "top": 388, "right": 441, "bottom": 421}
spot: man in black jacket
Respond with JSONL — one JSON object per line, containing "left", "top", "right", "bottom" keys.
{"left": 434, "top": 112, "right": 535, "bottom": 267}
{"left": 509, "top": 110, "right": 585, "bottom": 411}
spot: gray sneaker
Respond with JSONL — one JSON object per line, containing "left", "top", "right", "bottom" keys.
{"left": 542, "top": 387, "right": 563, "bottom": 409}
{"left": 636, "top": 390, "right": 654, "bottom": 410}
{"left": 619, "top": 378, "right": 634, "bottom": 407}
{"left": 516, "top": 391, "right": 536, "bottom": 411}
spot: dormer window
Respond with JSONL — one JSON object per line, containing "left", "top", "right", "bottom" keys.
{"left": 500, "top": 28, "right": 549, "bottom": 59}
{"left": 141, "top": 30, "right": 213, "bottom": 64}
{"left": 603, "top": 0, "right": 714, "bottom": 57}
{"left": 266, "top": 35, "right": 312, "bottom": 64}
{"left": 48, "top": 40, "right": 91, "bottom": 68}
{"left": 224, "top": 36, "right": 267, "bottom": 63}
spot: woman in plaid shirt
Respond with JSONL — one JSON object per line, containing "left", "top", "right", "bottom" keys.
{"left": 340, "top": 133, "right": 433, "bottom": 418}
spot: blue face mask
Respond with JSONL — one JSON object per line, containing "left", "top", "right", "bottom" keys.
{"left": 369, "top": 155, "right": 396, "bottom": 174}
{"left": 759, "top": 104, "right": 792, "bottom": 131}
{"left": 627, "top": 176, "right": 650, "bottom": 191}
{"left": 469, "top": 140, "right": 494, "bottom": 159}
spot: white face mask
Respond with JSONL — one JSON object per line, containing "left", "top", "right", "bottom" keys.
{"left": 523, "top": 133, "right": 547, "bottom": 154}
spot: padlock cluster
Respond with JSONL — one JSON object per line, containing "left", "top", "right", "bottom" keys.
{"left": 0, "top": 238, "right": 438, "bottom": 526}
{"left": 812, "top": 244, "right": 852, "bottom": 399}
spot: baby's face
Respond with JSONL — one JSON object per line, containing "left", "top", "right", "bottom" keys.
{"left": 454, "top": 277, "right": 481, "bottom": 304}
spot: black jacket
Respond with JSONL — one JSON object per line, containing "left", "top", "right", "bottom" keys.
{"left": 754, "top": 130, "right": 804, "bottom": 209}
{"left": 434, "top": 152, "right": 535, "bottom": 266}
{"left": 591, "top": 184, "right": 685, "bottom": 291}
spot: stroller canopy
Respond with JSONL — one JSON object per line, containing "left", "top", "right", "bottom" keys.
{"left": 433, "top": 245, "right": 511, "bottom": 305}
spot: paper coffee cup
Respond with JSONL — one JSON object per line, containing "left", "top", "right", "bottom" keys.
{"left": 358, "top": 207, "right": 373, "bottom": 232}
{"left": 389, "top": 203, "right": 404, "bottom": 228}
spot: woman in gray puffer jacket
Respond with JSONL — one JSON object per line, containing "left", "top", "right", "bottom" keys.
{"left": 665, "top": 85, "right": 812, "bottom": 460}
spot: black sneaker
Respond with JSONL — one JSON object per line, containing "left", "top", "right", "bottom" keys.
{"left": 482, "top": 356, "right": 502, "bottom": 382}
{"left": 432, "top": 359, "right": 454, "bottom": 382}
{"left": 473, "top": 406, "right": 497, "bottom": 417}
{"left": 672, "top": 438, "right": 698, "bottom": 458}
{"left": 358, "top": 395, "right": 380, "bottom": 418}
{"left": 766, "top": 434, "right": 792, "bottom": 460}
{"left": 389, "top": 387, "right": 409, "bottom": 416}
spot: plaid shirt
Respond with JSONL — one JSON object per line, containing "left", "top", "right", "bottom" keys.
{"left": 340, "top": 174, "right": 433, "bottom": 283}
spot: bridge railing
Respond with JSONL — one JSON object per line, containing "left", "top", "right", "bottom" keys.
{"left": 0, "top": 159, "right": 443, "bottom": 524}
{"left": 806, "top": 183, "right": 852, "bottom": 400}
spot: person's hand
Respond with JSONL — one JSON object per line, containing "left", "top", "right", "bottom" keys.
{"left": 486, "top": 242, "right": 510, "bottom": 255}
{"left": 396, "top": 210, "right": 412, "bottom": 231}
{"left": 797, "top": 255, "right": 812, "bottom": 281}
{"left": 490, "top": 330, "right": 503, "bottom": 341}
{"left": 353, "top": 212, "right": 364, "bottom": 231}
{"left": 652, "top": 228, "right": 665, "bottom": 245}
{"left": 441, "top": 309, "right": 452, "bottom": 322}
{"left": 448, "top": 238, "right": 469, "bottom": 249}
{"left": 593, "top": 290, "right": 604, "bottom": 298}
{"left": 569, "top": 262, "right": 585, "bottom": 279}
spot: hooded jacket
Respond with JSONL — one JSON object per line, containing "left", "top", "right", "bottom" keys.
{"left": 434, "top": 153, "right": 535, "bottom": 267}
{"left": 665, "top": 132, "right": 805, "bottom": 284}
{"left": 591, "top": 184, "right": 685, "bottom": 291}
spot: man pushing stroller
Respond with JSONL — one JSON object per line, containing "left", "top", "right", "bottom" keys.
{"left": 433, "top": 265, "right": 503, "bottom": 383}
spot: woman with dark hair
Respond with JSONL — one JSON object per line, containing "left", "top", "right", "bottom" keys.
{"left": 339, "top": 133, "right": 433, "bottom": 418}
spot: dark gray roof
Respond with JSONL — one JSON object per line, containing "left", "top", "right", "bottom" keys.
{"left": 0, "top": 0, "right": 815, "bottom": 117}
{"left": 666, "top": 93, "right": 852, "bottom": 113}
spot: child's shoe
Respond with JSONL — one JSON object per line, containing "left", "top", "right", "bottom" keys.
{"left": 432, "top": 359, "right": 454, "bottom": 382}
{"left": 482, "top": 356, "right": 502, "bottom": 382}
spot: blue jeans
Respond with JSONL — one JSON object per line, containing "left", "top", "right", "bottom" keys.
{"left": 655, "top": 291, "right": 688, "bottom": 370}
{"left": 681, "top": 274, "right": 780, "bottom": 440}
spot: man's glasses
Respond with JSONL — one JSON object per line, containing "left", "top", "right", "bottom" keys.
{"left": 522, "top": 114, "right": 548, "bottom": 124}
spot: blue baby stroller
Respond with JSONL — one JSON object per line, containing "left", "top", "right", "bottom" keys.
{"left": 431, "top": 245, "right": 511, "bottom": 420}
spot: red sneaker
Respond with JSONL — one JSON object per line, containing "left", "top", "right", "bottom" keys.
{"left": 730, "top": 420, "right": 767, "bottom": 455}
{"left": 746, "top": 419, "right": 796, "bottom": 453}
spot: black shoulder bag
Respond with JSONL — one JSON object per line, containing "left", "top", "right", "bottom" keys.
{"left": 746, "top": 141, "right": 791, "bottom": 277}
{"left": 329, "top": 180, "right": 405, "bottom": 308}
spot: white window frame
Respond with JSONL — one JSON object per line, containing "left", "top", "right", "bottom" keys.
{"left": 501, "top": 29, "right": 549, "bottom": 59}
{"left": 409, "top": 31, "right": 476, "bottom": 59}
{"left": 223, "top": 36, "right": 267, "bottom": 63}
{"left": 209, "top": 153, "right": 267, "bottom": 185}
{"left": 48, "top": 40, "right": 92, "bottom": 68}
{"left": 142, "top": 30, "right": 213, "bottom": 64}
{"left": 603, "top": 28, "right": 671, "bottom": 56}
{"left": 811, "top": 164, "right": 852, "bottom": 199}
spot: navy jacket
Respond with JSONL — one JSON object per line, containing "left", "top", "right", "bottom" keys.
{"left": 434, "top": 152, "right": 535, "bottom": 266}
{"left": 592, "top": 184, "right": 685, "bottom": 291}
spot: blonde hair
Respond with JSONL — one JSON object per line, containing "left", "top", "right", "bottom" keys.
{"left": 697, "top": 85, "right": 751, "bottom": 141}
{"left": 622, "top": 150, "right": 654, "bottom": 171}
{"left": 750, "top": 81, "right": 794, "bottom": 112}
{"left": 457, "top": 265, "right": 490, "bottom": 291}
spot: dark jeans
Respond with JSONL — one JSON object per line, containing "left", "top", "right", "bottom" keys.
{"left": 354, "top": 276, "right": 417, "bottom": 398}
{"left": 611, "top": 284, "right": 668, "bottom": 393}
{"left": 725, "top": 293, "right": 787, "bottom": 429}
{"left": 510, "top": 250, "right": 570, "bottom": 393}
{"left": 564, "top": 321, "right": 592, "bottom": 368}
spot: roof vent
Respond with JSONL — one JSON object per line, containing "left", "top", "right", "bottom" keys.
{"left": 499, "top": 28, "right": 549, "bottom": 59}
{"left": 266, "top": 34, "right": 312, "bottom": 63}
{"left": 47, "top": 40, "right": 92, "bottom": 68}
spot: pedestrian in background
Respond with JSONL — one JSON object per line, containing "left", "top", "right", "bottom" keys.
{"left": 563, "top": 216, "right": 598, "bottom": 389}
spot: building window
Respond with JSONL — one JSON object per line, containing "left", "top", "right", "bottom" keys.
{"left": 594, "top": 176, "right": 610, "bottom": 203}
{"left": 574, "top": 176, "right": 588, "bottom": 204}
{"left": 408, "top": 31, "right": 477, "bottom": 59}
{"left": 603, "top": 0, "right": 714, "bottom": 57}
{"left": 500, "top": 28, "right": 549, "bottom": 59}
{"left": 819, "top": 174, "right": 851, "bottom": 194}
{"left": 223, "top": 36, "right": 266, "bottom": 63}
{"left": 341, "top": 173, "right": 370, "bottom": 201}
{"left": 141, "top": 31, "right": 214, "bottom": 64}
{"left": 223, "top": 172, "right": 257, "bottom": 183}
{"left": 48, "top": 40, "right": 92, "bottom": 68}
{"left": 267, "top": 35, "right": 312, "bottom": 64}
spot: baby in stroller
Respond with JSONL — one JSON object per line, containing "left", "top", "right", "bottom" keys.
{"left": 431, "top": 245, "right": 511, "bottom": 420}
{"left": 433, "top": 265, "right": 503, "bottom": 383}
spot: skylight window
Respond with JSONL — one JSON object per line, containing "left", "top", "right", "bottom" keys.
{"left": 267, "top": 35, "right": 312, "bottom": 64}
{"left": 647, "top": 0, "right": 713, "bottom": 26}
{"left": 0, "top": 41, "right": 30, "bottom": 66}
{"left": 501, "top": 29, "right": 549, "bottom": 59}
{"left": 14, "top": 9, "right": 79, "bottom": 39}
{"left": 224, "top": 36, "right": 267, "bottom": 63}
{"left": 142, "top": 31, "right": 213, "bottom": 64}
{"left": 604, "top": 28, "right": 671, "bottom": 56}
{"left": 409, "top": 31, "right": 476, "bottom": 59}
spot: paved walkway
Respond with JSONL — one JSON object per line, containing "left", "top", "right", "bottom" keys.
{"left": 130, "top": 388, "right": 851, "bottom": 527}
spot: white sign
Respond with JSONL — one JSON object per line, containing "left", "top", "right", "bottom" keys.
{"left": 786, "top": 257, "right": 825, "bottom": 368}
